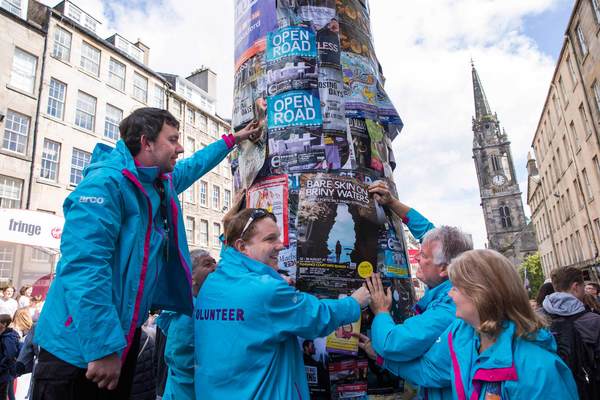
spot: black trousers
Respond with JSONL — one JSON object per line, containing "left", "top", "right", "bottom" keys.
{"left": 32, "top": 328, "right": 141, "bottom": 400}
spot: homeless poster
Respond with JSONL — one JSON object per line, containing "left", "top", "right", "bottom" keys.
{"left": 296, "top": 173, "right": 381, "bottom": 297}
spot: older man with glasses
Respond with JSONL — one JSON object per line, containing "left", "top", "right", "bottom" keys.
{"left": 194, "top": 207, "right": 371, "bottom": 400}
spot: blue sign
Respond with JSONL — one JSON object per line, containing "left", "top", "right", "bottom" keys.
{"left": 266, "top": 26, "right": 317, "bottom": 62}
{"left": 267, "top": 90, "right": 322, "bottom": 130}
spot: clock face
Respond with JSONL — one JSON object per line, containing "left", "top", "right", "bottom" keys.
{"left": 492, "top": 174, "right": 507, "bottom": 187}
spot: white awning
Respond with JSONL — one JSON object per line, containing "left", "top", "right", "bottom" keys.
{"left": 0, "top": 209, "right": 64, "bottom": 250}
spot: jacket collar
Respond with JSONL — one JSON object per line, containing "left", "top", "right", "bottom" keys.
{"left": 471, "top": 321, "right": 518, "bottom": 381}
{"left": 219, "top": 245, "right": 284, "bottom": 282}
{"left": 415, "top": 279, "right": 452, "bottom": 312}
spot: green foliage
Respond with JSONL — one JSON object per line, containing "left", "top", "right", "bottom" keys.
{"left": 519, "top": 252, "right": 544, "bottom": 299}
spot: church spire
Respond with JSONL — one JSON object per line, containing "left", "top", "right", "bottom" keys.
{"left": 471, "top": 61, "right": 493, "bottom": 120}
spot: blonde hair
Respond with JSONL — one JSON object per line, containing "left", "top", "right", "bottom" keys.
{"left": 448, "top": 249, "right": 546, "bottom": 338}
{"left": 11, "top": 308, "right": 32, "bottom": 334}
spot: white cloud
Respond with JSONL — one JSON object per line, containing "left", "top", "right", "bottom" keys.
{"left": 47, "top": 0, "right": 561, "bottom": 247}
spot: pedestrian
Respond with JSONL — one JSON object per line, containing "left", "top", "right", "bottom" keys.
{"left": 534, "top": 281, "right": 554, "bottom": 313}
{"left": 543, "top": 266, "right": 600, "bottom": 399}
{"left": 362, "top": 180, "right": 471, "bottom": 400}
{"left": 366, "top": 250, "right": 578, "bottom": 399}
{"left": 157, "top": 249, "right": 217, "bottom": 400}
{"left": 584, "top": 282, "right": 600, "bottom": 302}
{"left": 0, "top": 314, "right": 19, "bottom": 400}
{"left": 17, "top": 286, "right": 32, "bottom": 309}
{"left": 11, "top": 309, "right": 32, "bottom": 340}
{"left": 32, "top": 107, "right": 261, "bottom": 400}
{"left": 195, "top": 208, "right": 371, "bottom": 399}
{"left": 0, "top": 288, "right": 18, "bottom": 318}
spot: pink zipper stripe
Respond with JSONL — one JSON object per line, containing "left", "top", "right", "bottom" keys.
{"left": 122, "top": 169, "right": 152, "bottom": 362}
{"left": 448, "top": 331, "right": 467, "bottom": 400}
{"left": 472, "top": 365, "right": 517, "bottom": 382}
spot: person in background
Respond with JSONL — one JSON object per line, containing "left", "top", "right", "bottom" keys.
{"left": 17, "top": 286, "right": 32, "bottom": 309}
{"left": 157, "top": 250, "right": 217, "bottom": 400}
{"left": 364, "top": 250, "right": 578, "bottom": 399}
{"left": 0, "top": 288, "right": 18, "bottom": 318}
{"left": 11, "top": 309, "right": 32, "bottom": 340}
{"left": 0, "top": 314, "right": 19, "bottom": 399}
{"left": 584, "top": 282, "right": 600, "bottom": 302}
{"left": 534, "top": 282, "right": 555, "bottom": 313}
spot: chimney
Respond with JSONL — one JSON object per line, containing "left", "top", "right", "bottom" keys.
{"left": 134, "top": 39, "right": 150, "bottom": 65}
{"left": 187, "top": 67, "right": 217, "bottom": 98}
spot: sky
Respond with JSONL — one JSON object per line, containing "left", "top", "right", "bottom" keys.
{"left": 45, "top": 0, "right": 575, "bottom": 248}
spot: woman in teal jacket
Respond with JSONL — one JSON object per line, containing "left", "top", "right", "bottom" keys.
{"left": 371, "top": 250, "right": 578, "bottom": 399}
{"left": 195, "top": 208, "right": 370, "bottom": 399}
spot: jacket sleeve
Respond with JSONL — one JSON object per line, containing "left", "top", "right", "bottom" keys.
{"left": 171, "top": 139, "right": 231, "bottom": 194}
{"left": 16, "top": 329, "right": 34, "bottom": 374}
{"left": 58, "top": 173, "right": 126, "bottom": 362}
{"left": 404, "top": 208, "right": 435, "bottom": 241}
{"left": 371, "top": 301, "right": 455, "bottom": 362}
{"left": 265, "top": 280, "right": 361, "bottom": 341}
{"left": 382, "top": 329, "right": 452, "bottom": 389}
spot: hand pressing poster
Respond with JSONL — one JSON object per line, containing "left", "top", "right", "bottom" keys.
{"left": 247, "top": 174, "right": 290, "bottom": 246}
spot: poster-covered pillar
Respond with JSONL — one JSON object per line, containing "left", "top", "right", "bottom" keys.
{"left": 231, "top": 1, "right": 415, "bottom": 398}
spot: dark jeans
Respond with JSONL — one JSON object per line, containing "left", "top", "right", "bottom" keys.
{"left": 32, "top": 328, "right": 141, "bottom": 400}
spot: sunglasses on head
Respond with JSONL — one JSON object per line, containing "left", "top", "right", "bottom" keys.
{"left": 240, "top": 208, "right": 275, "bottom": 239}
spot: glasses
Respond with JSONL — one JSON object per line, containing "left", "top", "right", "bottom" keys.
{"left": 240, "top": 209, "right": 275, "bottom": 239}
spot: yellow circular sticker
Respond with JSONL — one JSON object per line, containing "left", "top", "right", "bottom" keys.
{"left": 358, "top": 261, "right": 373, "bottom": 278}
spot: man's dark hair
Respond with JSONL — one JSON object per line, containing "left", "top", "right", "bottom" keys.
{"left": 0, "top": 314, "right": 11, "bottom": 327}
{"left": 119, "top": 107, "right": 179, "bottom": 156}
{"left": 551, "top": 266, "right": 584, "bottom": 292}
{"left": 585, "top": 282, "right": 600, "bottom": 292}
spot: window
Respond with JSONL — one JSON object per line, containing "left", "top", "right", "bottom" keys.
{"left": 208, "top": 119, "right": 217, "bottom": 137}
{"left": 567, "top": 55, "right": 578, "bottom": 85}
{"left": 70, "top": 148, "right": 91, "bottom": 185}
{"left": 31, "top": 248, "right": 51, "bottom": 263}
{"left": 558, "top": 77, "right": 567, "bottom": 105}
{"left": 10, "top": 48, "right": 37, "bottom": 93}
{"left": 578, "top": 103, "right": 593, "bottom": 138}
{"left": 133, "top": 72, "right": 148, "bottom": 103}
{"left": 104, "top": 104, "right": 123, "bottom": 141}
{"left": 40, "top": 139, "right": 60, "bottom": 181}
{"left": 499, "top": 206, "right": 512, "bottom": 228}
{"left": 185, "top": 183, "right": 196, "bottom": 204}
{"left": 552, "top": 94, "right": 561, "bottom": 120}
{"left": 47, "top": 78, "right": 66, "bottom": 119}
{"left": 75, "top": 91, "right": 96, "bottom": 131}
{"left": 108, "top": 58, "right": 125, "bottom": 91}
{"left": 198, "top": 114, "right": 207, "bottom": 132}
{"left": 185, "top": 137, "right": 195, "bottom": 156}
{"left": 187, "top": 107, "right": 195, "bottom": 125}
{"left": 212, "top": 185, "right": 220, "bottom": 209}
{"left": 153, "top": 85, "right": 165, "bottom": 109}
{"left": 1, "top": 0, "right": 21, "bottom": 16}
{"left": 594, "top": 156, "right": 600, "bottom": 185}
{"left": 575, "top": 179, "right": 585, "bottom": 209}
{"left": 199, "top": 181, "right": 207, "bottom": 206}
{"left": 595, "top": 219, "right": 600, "bottom": 243}
{"left": 213, "top": 223, "right": 221, "bottom": 247}
{"left": 200, "top": 219, "right": 208, "bottom": 246}
{"left": 594, "top": 81, "right": 600, "bottom": 116}
{"left": 569, "top": 121, "right": 580, "bottom": 150}
{"left": 576, "top": 23, "right": 588, "bottom": 57}
{"left": 593, "top": 0, "right": 600, "bottom": 24}
{"left": 0, "top": 176, "right": 22, "bottom": 208}
{"left": 582, "top": 169, "right": 593, "bottom": 200}
{"left": 51, "top": 26, "right": 72, "bottom": 62}
{"left": 3, "top": 110, "right": 30, "bottom": 154}
{"left": 185, "top": 217, "right": 195, "bottom": 243}
{"left": 172, "top": 99, "right": 182, "bottom": 118}
{"left": 490, "top": 155, "right": 502, "bottom": 172}
{"left": 584, "top": 224, "right": 594, "bottom": 259}
{"left": 556, "top": 148, "right": 563, "bottom": 173}
{"left": 0, "top": 244, "right": 14, "bottom": 282}
{"left": 80, "top": 42, "right": 100, "bottom": 76}
{"left": 562, "top": 135, "right": 572, "bottom": 164}
{"left": 224, "top": 189, "right": 231, "bottom": 211}
{"left": 83, "top": 15, "right": 97, "bottom": 32}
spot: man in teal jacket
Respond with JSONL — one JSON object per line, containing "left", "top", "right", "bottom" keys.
{"left": 362, "top": 181, "right": 473, "bottom": 400}
{"left": 33, "top": 108, "right": 260, "bottom": 400}
{"left": 195, "top": 208, "right": 371, "bottom": 399}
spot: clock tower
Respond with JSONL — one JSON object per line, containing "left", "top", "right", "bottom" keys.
{"left": 471, "top": 63, "right": 537, "bottom": 265}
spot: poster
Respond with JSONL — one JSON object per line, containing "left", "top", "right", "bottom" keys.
{"left": 235, "top": 0, "right": 278, "bottom": 70}
{"left": 247, "top": 174, "right": 290, "bottom": 246}
{"left": 297, "top": 0, "right": 337, "bottom": 30}
{"left": 268, "top": 89, "right": 323, "bottom": 130}
{"left": 296, "top": 173, "right": 383, "bottom": 297}
{"left": 365, "top": 119, "right": 385, "bottom": 174}
{"left": 347, "top": 118, "right": 372, "bottom": 171}
{"left": 342, "top": 52, "right": 378, "bottom": 118}
{"left": 233, "top": 54, "right": 267, "bottom": 129}
{"left": 237, "top": 138, "right": 267, "bottom": 189}
{"left": 324, "top": 132, "right": 352, "bottom": 170}
{"left": 319, "top": 67, "right": 346, "bottom": 132}
{"left": 300, "top": 336, "right": 331, "bottom": 399}
{"left": 266, "top": 26, "right": 319, "bottom": 96}
{"left": 377, "top": 219, "right": 409, "bottom": 279}
{"left": 326, "top": 315, "right": 361, "bottom": 355}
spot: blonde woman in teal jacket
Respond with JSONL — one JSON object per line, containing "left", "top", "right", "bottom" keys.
{"left": 364, "top": 250, "right": 578, "bottom": 399}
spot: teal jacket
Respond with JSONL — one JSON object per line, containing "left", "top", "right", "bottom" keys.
{"left": 373, "top": 207, "right": 453, "bottom": 400}
{"left": 384, "top": 319, "right": 578, "bottom": 400}
{"left": 157, "top": 305, "right": 195, "bottom": 400}
{"left": 35, "top": 138, "right": 231, "bottom": 368}
{"left": 195, "top": 245, "right": 361, "bottom": 399}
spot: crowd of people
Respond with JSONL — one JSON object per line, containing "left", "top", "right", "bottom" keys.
{"left": 0, "top": 107, "right": 594, "bottom": 399}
